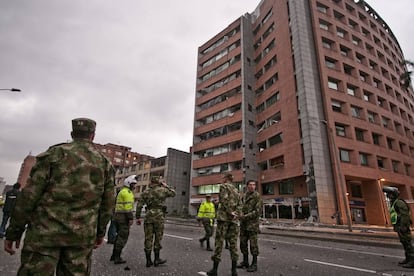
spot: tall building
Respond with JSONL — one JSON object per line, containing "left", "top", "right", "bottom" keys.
{"left": 16, "top": 154, "right": 36, "bottom": 188}
{"left": 116, "top": 148, "right": 191, "bottom": 216}
{"left": 95, "top": 143, "right": 153, "bottom": 169}
{"left": 190, "top": 0, "right": 414, "bottom": 226}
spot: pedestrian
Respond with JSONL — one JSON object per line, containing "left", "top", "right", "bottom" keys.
{"left": 110, "top": 175, "right": 137, "bottom": 264}
{"left": 136, "top": 176, "right": 176, "bottom": 267}
{"left": 107, "top": 187, "right": 121, "bottom": 244}
{"left": 0, "top": 182, "right": 21, "bottom": 238}
{"left": 197, "top": 194, "right": 216, "bottom": 251}
{"left": 207, "top": 173, "right": 241, "bottom": 276}
{"left": 237, "top": 180, "right": 263, "bottom": 272}
{"left": 4, "top": 118, "right": 115, "bottom": 276}
{"left": 383, "top": 186, "right": 414, "bottom": 268}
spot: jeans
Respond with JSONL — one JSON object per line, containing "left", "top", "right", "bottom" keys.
{"left": 107, "top": 219, "right": 117, "bottom": 243}
{"left": 0, "top": 212, "right": 11, "bottom": 237}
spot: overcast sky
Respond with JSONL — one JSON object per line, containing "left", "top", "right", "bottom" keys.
{"left": 0, "top": 0, "right": 413, "bottom": 188}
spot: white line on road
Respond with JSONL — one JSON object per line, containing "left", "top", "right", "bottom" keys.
{"left": 197, "top": 272, "right": 207, "bottom": 275}
{"left": 260, "top": 238, "right": 399, "bottom": 259}
{"left": 164, "top": 233, "right": 193, "bottom": 241}
{"left": 304, "top": 258, "right": 377, "bottom": 274}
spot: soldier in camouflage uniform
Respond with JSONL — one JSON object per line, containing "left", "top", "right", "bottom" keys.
{"left": 207, "top": 173, "right": 241, "bottom": 276}
{"left": 237, "top": 180, "right": 263, "bottom": 272}
{"left": 4, "top": 118, "right": 115, "bottom": 276}
{"left": 383, "top": 186, "right": 414, "bottom": 268}
{"left": 136, "top": 176, "right": 176, "bottom": 267}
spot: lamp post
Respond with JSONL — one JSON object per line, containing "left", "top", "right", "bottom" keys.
{"left": 0, "top": 88, "right": 21, "bottom": 92}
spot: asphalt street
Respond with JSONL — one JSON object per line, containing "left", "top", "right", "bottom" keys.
{"left": 2, "top": 221, "right": 414, "bottom": 276}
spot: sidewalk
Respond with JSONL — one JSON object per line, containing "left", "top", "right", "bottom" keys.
{"left": 165, "top": 217, "right": 402, "bottom": 249}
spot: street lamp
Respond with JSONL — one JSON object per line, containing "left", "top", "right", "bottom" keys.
{"left": 0, "top": 88, "right": 21, "bottom": 92}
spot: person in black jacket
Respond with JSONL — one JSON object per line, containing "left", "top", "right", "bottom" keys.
{"left": 0, "top": 183, "right": 21, "bottom": 238}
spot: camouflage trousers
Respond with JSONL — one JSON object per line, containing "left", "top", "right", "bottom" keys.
{"left": 212, "top": 221, "right": 239, "bottom": 262}
{"left": 144, "top": 221, "right": 164, "bottom": 251}
{"left": 239, "top": 228, "right": 259, "bottom": 256}
{"left": 17, "top": 242, "right": 93, "bottom": 276}
{"left": 397, "top": 226, "right": 414, "bottom": 260}
{"left": 113, "top": 219, "right": 130, "bottom": 252}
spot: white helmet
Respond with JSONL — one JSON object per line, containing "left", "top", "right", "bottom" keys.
{"left": 124, "top": 175, "right": 137, "bottom": 187}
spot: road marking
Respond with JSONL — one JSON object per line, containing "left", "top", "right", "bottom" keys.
{"left": 304, "top": 259, "right": 377, "bottom": 273}
{"left": 164, "top": 234, "right": 193, "bottom": 241}
{"left": 197, "top": 272, "right": 207, "bottom": 275}
{"left": 260, "top": 238, "right": 399, "bottom": 259}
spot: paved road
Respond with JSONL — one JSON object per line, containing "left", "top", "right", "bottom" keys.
{"left": 1, "top": 222, "right": 414, "bottom": 275}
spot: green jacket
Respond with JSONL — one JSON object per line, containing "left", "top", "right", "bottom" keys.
{"left": 6, "top": 140, "right": 115, "bottom": 247}
{"left": 136, "top": 184, "right": 176, "bottom": 224}
{"left": 240, "top": 190, "right": 262, "bottom": 232}
{"left": 216, "top": 182, "right": 241, "bottom": 223}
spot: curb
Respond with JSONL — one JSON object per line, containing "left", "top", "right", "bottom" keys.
{"left": 165, "top": 218, "right": 402, "bottom": 249}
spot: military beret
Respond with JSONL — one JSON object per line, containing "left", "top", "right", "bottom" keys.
{"left": 72, "top": 118, "right": 96, "bottom": 133}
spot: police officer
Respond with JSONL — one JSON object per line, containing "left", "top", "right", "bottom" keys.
{"left": 237, "top": 180, "right": 263, "bottom": 272}
{"left": 383, "top": 186, "right": 414, "bottom": 268}
{"left": 197, "top": 194, "right": 215, "bottom": 251}
{"left": 136, "top": 176, "right": 176, "bottom": 267}
{"left": 207, "top": 173, "right": 241, "bottom": 276}
{"left": 4, "top": 118, "right": 115, "bottom": 275}
{"left": 110, "top": 175, "right": 137, "bottom": 264}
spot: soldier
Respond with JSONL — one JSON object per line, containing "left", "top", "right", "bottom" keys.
{"left": 197, "top": 194, "right": 216, "bottom": 251}
{"left": 0, "top": 182, "right": 21, "bottom": 238}
{"left": 4, "top": 118, "right": 115, "bottom": 275}
{"left": 207, "top": 173, "right": 241, "bottom": 276}
{"left": 110, "top": 175, "right": 137, "bottom": 264}
{"left": 237, "top": 180, "right": 263, "bottom": 272}
{"left": 383, "top": 186, "right": 414, "bottom": 268}
{"left": 136, "top": 176, "right": 176, "bottom": 267}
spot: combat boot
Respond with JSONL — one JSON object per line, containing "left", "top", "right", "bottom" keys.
{"left": 237, "top": 254, "right": 249, "bottom": 269}
{"left": 206, "top": 238, "right": 213, "bottom": 251}
{"left": 247, "top": 255, "right": 257, "bottom": 272}
{"left": 402, "top": 262, "right": 414, "bottom": 268}
{"left": 113, "top": 249, "right": 126, "bottom": 264}
{"left": 145, "top": 250, "right": 153, "bottom": 267}
{"left": 154, "top": 250, "right": 167, "bottom": 266}
{"left": 231, "top": 260, "right": 238, "bottom": 276}
{"left": 207, "top": 260, "right": 219, "bottom": 276}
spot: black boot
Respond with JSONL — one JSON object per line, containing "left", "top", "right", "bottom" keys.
{"left": 199, "top": 237, "right": 205, "bottom": 248}
{"left": 206, "top": 238, "right": 213, "bottom": 251}
{"left": 207, "top": 260, "right": 219, "bottom": 276}
{"left": 225, "top": 240, "right": 229, "bottom": 249}
{"left": 247, "top": 255, "right": 257, "bottom": 272}
{"left": 231, "top": 260, "right": 238, "bottom": 276}
{"left": 145, "top": 250, "right": 153, "bottom": 267}
{"left": 237, "top": 254, "right": 249, "bottom": 269}
{"left": 113, "top": 248, "right": 126, "bottom": 264}
{"left": 154, "top": 250, "right": 167, "bottom": 266}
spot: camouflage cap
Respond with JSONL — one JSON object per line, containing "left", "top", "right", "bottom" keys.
{"left": 151, "top": 176, "right": 160, "bottom": 184}
{"left": 72, "top": 118, "right": 96, "bottom": 134}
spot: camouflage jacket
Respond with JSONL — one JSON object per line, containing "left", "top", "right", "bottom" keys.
{"left": 240, "top": 191, "right": 262, "bottom": 232}
{"left": 216, "top": 182, "right": 241, "bottom": 223}
{"left": 6, "top": 140, "right": 115, "bottom": 247}
{"left": 135, "top": 184, "right": 176, "bottom": 224}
